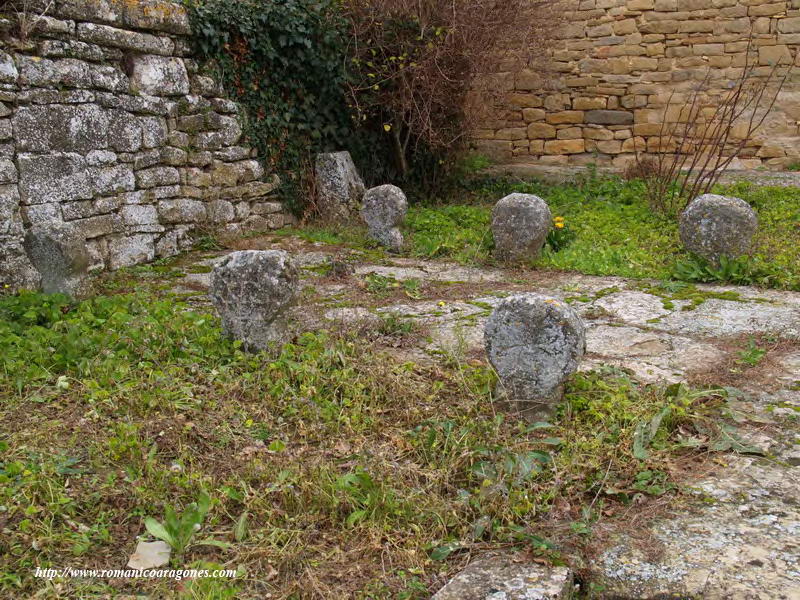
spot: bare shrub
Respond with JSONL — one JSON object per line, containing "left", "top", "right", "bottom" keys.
{"left": 2, "top": 0, "right": 55, "bottom": 42}
{"left": 340, "top": 0, "right": 559, "bottom": 178}
{"left": 632, "top": 38, "right": 796, "bottom": 216}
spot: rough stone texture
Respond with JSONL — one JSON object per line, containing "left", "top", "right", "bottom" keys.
{"left": 315, "top": 151, "right": 365, "bottom": 223}
{"left": 0, "top": 0, "right": 293, "bottom": 288}
{"left": 162, "top": 244, "right": 800, "bottom": 600}
{"left": 361, "top": 184, "right": 408, "bottom": 252}
{"left": 491, "top": 193, "right": 553, "bottom": 262}
{"left": 432, "top": 554, "right": 573, "bottom": 599}
{"left": 679, "top": 194, "right": 758, "bottom": 266}
{"left": 23, "top": 223, "right": 91, "bottom": 297}
{"left": 474, "top": 0, "right": 800, "bottom": 170}
{"left": 485, "top": 293, "right": 586, "bottom": 420}
{"left": 209, "top": 250, "right": 299, "bottom": 351}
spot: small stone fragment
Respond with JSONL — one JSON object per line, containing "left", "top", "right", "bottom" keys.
{"left": 209, "top": 250, "right": 299, "bottom": 351}
{"left": 23, "top": 223, "right": 91, "bottom": 297}
{"left": 361, "top": 184, "right": 407, "bottom": 252}
{"left": 679, "top": 194, "right": 758, "bottom": 266}
{"left": 127, "top": 540, "right": 171, "bottom": 571}
{"left": 314, "top": 151, "right": 365, "bottom": 223}
{"left": 491, "top": 193, "right": 553, "bottom": 262}
{"left": 485, "top": 293, "right": 585, "bottom": 421}
{"left": 432, "top": 553, "right": 573, "bottom": 600}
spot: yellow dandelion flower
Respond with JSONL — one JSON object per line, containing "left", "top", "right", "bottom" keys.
{"left": 554, "top": 216, "right": 565, "bottom": 222}
{"left": 555, "top": 222, "right": 565, "bottom": 229}
{"left": 438, "top": 301, "right": 446, "bottom": 307}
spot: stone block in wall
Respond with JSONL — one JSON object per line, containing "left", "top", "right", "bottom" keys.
{"left": 544, "top": 139, "right": 586, "bottom": 154}
{"left": 161, "top": 146, "right": 188, "bottom": 166}
{"left": 522, "top": 108, "right": 546, "bottom": 122}
{"left": 78, "top": 23, "right": 173, "bottom": 56}
{"left": 120, "top": 204, "right": 160, "bottom": 228}
{"left": 17, "top": 152, "right": 92, "bottom": 204}
{"left": 214, "top": 146, "right": 251, "bottom": 162}
{"left": 129, "top": 56, "right": 189, "bottom": 96}
{"left": 0, "top": 158, "right": 17, "bottom": 184}
{"left": 133, "top": 149, "right": 162, "bottom": 170}
{"left": 557, "top": 126, "right": 583, "bottom": 139}
{"left": 0, "top": 51, "right": 18, "bottom": 83}
{"left": 135, "top": 166, "right": 180, "bottom": 188}
{"left": 0, "top": 185, "right": 23, "bottom": 237}
{"left": 759, "top": 45, "right": 793, "bottom": 65}
{"left": 573, "top": 97, "right": 607, "bottom": 110}
{"left": 585, "top": 109, "right": 634, "bottom": 125}
{"left": 546, "top": 111, "right": 585, "bottom": 124}
{"left": 194, "top": 117, "right": 242, "bottom": 149}
{"left": 140, "top": 116, "right": 168, "bottom": 148}
{"left": 778, "top": 17, "right": 800, "bottom": 33}
{"left": 527, "top": 122, "right": 557, "bottom": 138}
{"left": 56, "top": 0, "right": 191, "bottom": 35}
{"left": 17, "top": 56, "right": 92, "bottom": 88}
{"left": 107, "top": 234, "right": 155, "bottom": 269}
{"left": 158, "top": 198, "right": 206, "bottom": 224}
{"left": 91, "top": 165, "right": 136, "bottom": 195}
{"left": 251, "top": 201, "right": 284, "bottom": 216}
{"left": 22, "top": 202, "right": 64, "bottom": 226}
{"left": 38, "top": 40, "right": 106, "bottom": 62}
{"left": 207, "top": 200, "right": 235, "bottom": 224}
{"left": 14, "top": 104, "right": 109, "bottom": 153}
{"left": 147, "top": 185, "right": 181, "bottom": 199}
{"left": 72, "top": 214, "right": 118, "bottom": 239}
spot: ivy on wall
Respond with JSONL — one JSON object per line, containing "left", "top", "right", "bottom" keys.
{"left": 187, "top": 0, "right": 354, "bottom": 215}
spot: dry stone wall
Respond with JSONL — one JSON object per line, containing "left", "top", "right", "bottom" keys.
{"left": 0, "top": 0, "right": 294, "bottom": 290}
{"left": 474, "top": 0, "right": 800, "bottom": 170}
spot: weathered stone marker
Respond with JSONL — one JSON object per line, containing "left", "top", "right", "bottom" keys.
{"left": 209, "top": 250, "right": 299, "bottom": 351}
{"left": 491, "top": 193, "right": 553, "bottom": 262}
{"left": 361, "top": 184, "right": 408, "bottom": 252}
{"left": 23, "top": 224, "right": 90, "bottom": 298}
{"left": 679, "top": 194, "right": 758, "bottom": 266}
{"left": 315, "top": 151, "right": 365, "bottom": 223}
{"left": 485, "top": 293, "right": 585, "bottom": 421}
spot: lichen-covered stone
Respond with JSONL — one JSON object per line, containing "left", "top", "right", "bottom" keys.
{"left": 129, "top": 55, "right": 189, "bottom": 96}
{"left": 158, "top": 198, "right": 206, "bottom": 223}
{"left": 78, "top": 23, "right": 173, "bottom": 56}
{"left": 23, "top": 223, "right": 91, "bottom": 297}
{"left": 315, "top": 151, "right": 365, "bottom": 223}
{"left": 135, "top": 166, "right": 180, "bottom": 189}
{"left": 17, "top": 152, "right": 92, "bottom": 204}
{"left": 679, "top": 194, "right": 758, "bottom": 266}
{"left": 491, "top": 193, "right": 553, "bottom": 262}
{"left": 361, "top": 184, "right": 407, "bottom": 252}
{"left": 0, "top": 51, "right": 18, "bottom": 83}
{"left": 209, "top": 250, "right": 299, "bottom": 351}
{"left": 0, "top": 13, "right": 293, "bottom": 288}
{"left": 485, "top": 293, "right": 586, "bottom": 421}
{"left": 432, "top": 554, "right": 573, "bottom": 600}
{"left": 107, "top": 233, "right": 155, "bottom": 269}
{"left": 13, "top": 104, "right": 109, "bottom": 153}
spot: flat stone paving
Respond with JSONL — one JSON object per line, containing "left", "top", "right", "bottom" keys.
{"left": 169, "top": 241, "right": 799, "bottom": 599}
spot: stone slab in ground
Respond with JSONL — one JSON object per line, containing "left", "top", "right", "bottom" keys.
{"left": 595, "top": 453, "right": 800, "bottom": 600}
{"left": 432, "top": 554, "right": 573, "bottom": 599}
